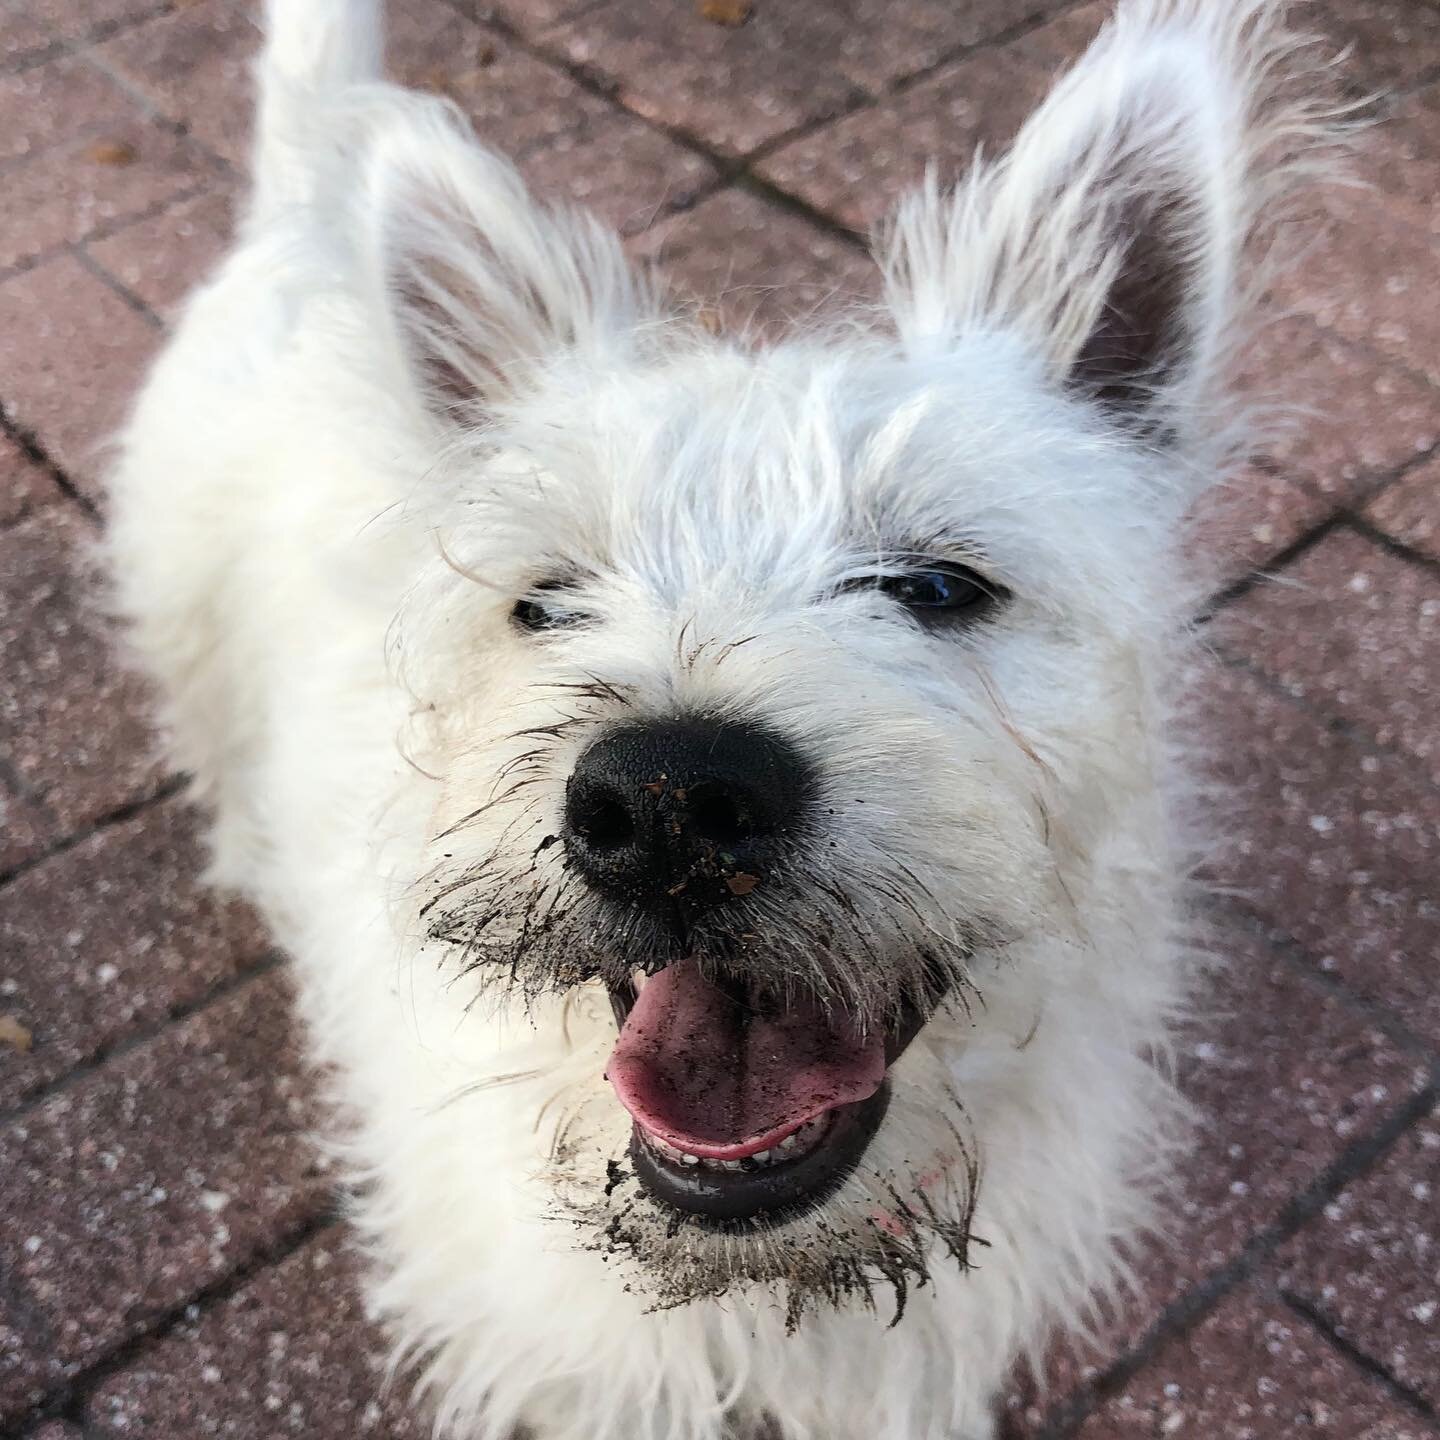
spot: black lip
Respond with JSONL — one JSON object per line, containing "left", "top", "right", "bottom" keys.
{"left": 627, "top": 1083, "right": 892, "bottom": 1226}
{"left": 608, "top": 978, "right": 636, "bottom": 1031}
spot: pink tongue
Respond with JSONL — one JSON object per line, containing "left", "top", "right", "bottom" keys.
{"left": 607, "top": 959, "right": 886, "bottom": 1161}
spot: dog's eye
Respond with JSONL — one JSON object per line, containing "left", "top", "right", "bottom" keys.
{"left": 853, "top": 563, "right": 1006, "bottom": 620}
{"left": 511, "top": 582, "right": 584, "bottom": 634}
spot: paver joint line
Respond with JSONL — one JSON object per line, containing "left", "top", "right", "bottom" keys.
{"left": 1207, "top": 646, "right": 1431, "bottom": 782}
{"left": 1348, "top": 509, "right": 1440, "bottom": 585}
{"left": 0, "top": 4, "right": 174, "bottom": 82}
{"left": 0, "top": 405, "right": 100, "bottom": 521}
{"left": 0, "top": 1212, "right": 343, "bottom": 1440}
{"left": 68, "top": 245, "right": 164, "bottom": 332}
{"left": 1030, "top": 1085, "right": 1440, "bottom": 1437}
{"left": 1280, "top": 1288, "right": 1440, "bottom": 1425}
{"left": 0, "top": 773, "right": 189, "bottom": 893}
{"left": 1213, "top": 898, "right": 1440, "bottom": 1077}
{"left": 0, "top": 950, "right": 289, "bottom": 1131}
{"left": 1199, "top": 432, "right": 1440, "bottom": 624}
{"left": 731, "top": 0, "right": 1101, "bottom": 169}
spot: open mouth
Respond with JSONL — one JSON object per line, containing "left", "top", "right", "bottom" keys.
{"left": 605, "top": 959, "right": 929, "bottom": 1225}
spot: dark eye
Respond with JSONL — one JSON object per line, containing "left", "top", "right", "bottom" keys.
{"left": 511, "top": 581, "right": 584, "bottom": 633}
{"left": 870, "top": 563, "right": 1006, "bottom": 619}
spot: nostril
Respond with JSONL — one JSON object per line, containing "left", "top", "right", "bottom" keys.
{"left": 571, "top": 788, "right": 635, "bottom": 852}
{"left": 685, "top": 782, "right": 754, "bottom": 846}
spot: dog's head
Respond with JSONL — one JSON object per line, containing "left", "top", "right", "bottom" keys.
{"left": 366, "top": 3, "right": 1330, "bottom": 1322}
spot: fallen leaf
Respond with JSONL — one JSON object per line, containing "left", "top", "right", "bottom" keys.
{"left": 87, "top": 139, "right": 138, "bottom": 166}
{"left": 405, "top": 66, "right": 453, "bottom": 96}
{"left": 698, "top": 0, "right": 753, "bottom": 27}
{"left": 0, "top": 1014, "right": 33, "bottom": 1053}
{"left": 726, "top": 873, "right": 760, "bottom": 896}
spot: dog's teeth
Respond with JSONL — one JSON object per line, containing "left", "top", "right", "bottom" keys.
{"left": 645, "top": 1124, "right": 824, "bottom": 1171}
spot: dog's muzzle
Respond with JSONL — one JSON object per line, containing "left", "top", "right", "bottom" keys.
{"left": 561, "top": 718, "right": 933, "bottom": 1224}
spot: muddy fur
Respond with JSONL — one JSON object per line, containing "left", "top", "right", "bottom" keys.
{"left": 538, "top": 1002, "right": 983, "bottom": 1329}
{"left": 565, "top": 1154, "right": 981, "bottom": 1338}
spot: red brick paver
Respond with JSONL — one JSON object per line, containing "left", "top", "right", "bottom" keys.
{"left": 1279, "top": 1109, "right": 1440, "bottom": 1412}
{"left": 0, "top": 969, "right": 329, "bottom": 1422}
{"left": 1215, "top": 527, "right": 1440, "bottom": 783}
{"left": 27, "top": 1424, "right": 84, "bottom": 1440}
{"left": 1271, "top": 186, "right": 1440, "bottom": 390}
{"left": 1312, "top": 0, "right": 1440, "bottom": 92}
{"left": 2, "top": 2, "right": 1438, "bottom": 1439}
{"left": 86, "top": 186, "right": 239, "bottom": 324}
{"left": 0, "top": 506, "right": 166, "bottom": 835}
{"left": 1194, "top": 662, "right": 1440, "bottom": 1048}
{"left": 0, "top": 256, "right": 161, "bottom": 503}
{"left": 1185, "top": 315, "right": 1440, "bottom": 589}
{"left": 20, "top": 0, "right": 161, "bottom": 47}
{"left": 0, "top": 437, "right": 58, "bottom": 531}
{"left": 94, "top": 1, "right": 261, "bottom": 171}
{"left": 0, "top": 787, "right": 50, "bottom": 876}
{"left": 1368, "top": 452, "right": 1440, "bottom": 561}
{"left": 632, "top": 186, "right": 879, "bottom": 332}
{"left": 0, "top": 797, "right": 268, "bottom": 1112}
{"left": 757, "top": 4, "right": 1108, "bottom": 233}
{"left": 1074, "top": 1283, "right": 1434, "bottom": 1438}
{"left": 1232, "top": 317, "right": 1440, "bottom": 507}
{"left": 1004, "top": 912, "right": 1433, "bottom": 1432}
{"left": 549, "top": 0, "right": 1052, "bottom": 159}
{"left": 86, "top": 1229, "right": 425, "bottom": 1440}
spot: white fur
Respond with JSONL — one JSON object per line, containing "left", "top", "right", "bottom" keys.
{"left": 106, "top": 4, "right": 1336, "bottom": 1437}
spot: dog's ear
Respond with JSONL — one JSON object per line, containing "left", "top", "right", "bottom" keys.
{"left": 882, "top": 1, "right": 1337, "bottom": 453}
{"left": 360, "top": 112, "right": 647, "bottom": 420}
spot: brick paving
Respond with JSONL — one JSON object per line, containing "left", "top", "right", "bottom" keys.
{"left": 0, "top": 1, "right": 1436, "bottom": 1437}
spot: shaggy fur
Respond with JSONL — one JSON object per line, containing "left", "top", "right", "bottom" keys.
{"left": 107, "top": 3, "right": 1338, "bottom": 1436}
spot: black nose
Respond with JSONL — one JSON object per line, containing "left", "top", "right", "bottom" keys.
{"left": 563, "top": 717, "right": 812, "bottom": 911}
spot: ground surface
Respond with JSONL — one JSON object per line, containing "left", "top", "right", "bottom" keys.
{"left": 0, "top": 1, "right": 1438, "bottom": 1437}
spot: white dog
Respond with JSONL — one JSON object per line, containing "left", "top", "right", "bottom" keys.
{"left": 106, "top": 2, "right": 1336, "bottom": 1436}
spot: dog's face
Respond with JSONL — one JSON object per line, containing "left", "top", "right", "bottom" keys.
{"left": 368, "top": 7, "right": 1299, "bottom": 1320}
{"left": 397, "top": 340, "right": 1172, "bottom": 1318}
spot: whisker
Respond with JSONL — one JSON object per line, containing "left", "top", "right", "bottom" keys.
{"left": 429, "top": 1068, "right": 544, "bottom": 1114}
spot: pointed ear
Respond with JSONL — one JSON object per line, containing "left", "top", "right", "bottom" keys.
{"left": 359, "top": 107, "right": 648, "bottom": 421}
{"left": 882, "top": 0, "right": 1338, "bottom": 452}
